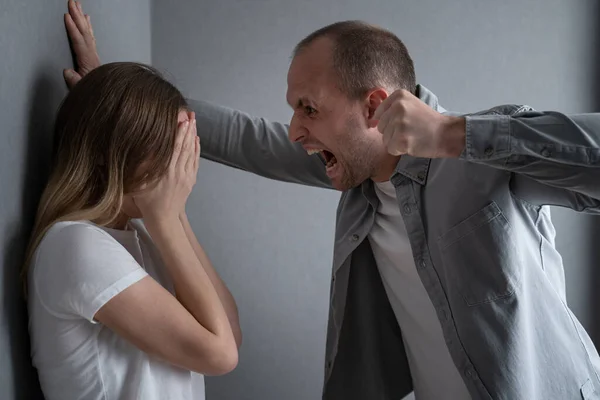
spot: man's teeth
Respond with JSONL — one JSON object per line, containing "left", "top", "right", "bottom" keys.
{"left": 305, "top": 148, "right": 337, "bottom": 169}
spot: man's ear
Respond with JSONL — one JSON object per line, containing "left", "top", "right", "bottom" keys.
{"left": 365, "top": 88, "right": 389, "bottom": 128}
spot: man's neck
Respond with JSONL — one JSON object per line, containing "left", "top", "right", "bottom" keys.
{"left": 371, "top": 154, "right": 401, "bottom": 183}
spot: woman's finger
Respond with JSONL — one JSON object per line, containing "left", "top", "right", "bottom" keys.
{"left": 63, "top": 68, "right": 82, "bottom": 89}
{"left": 64, "top": 13, "right": 84, "bottom": 44}
{"left": 86, "top": 15, "right": 95, "bottom": 38}
{"left": 171, "top": 121, "right": 189, "bottom": 169}
{"left": 70, "top": 1, "right": 89, "bottom": 35}
{"left": 193, "top": 136, "right": 200, "bottom": 174}
{"left": 185, "top": 120, "right": 197, "bottom": 173}
{"left": 180, "top": 120, "right": 195, "bottom": 172}
{"left": 177, "top": 120, "right": 193, "bottom": 171}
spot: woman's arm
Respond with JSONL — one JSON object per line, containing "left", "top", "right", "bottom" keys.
{"left": 95, "top": 219, "right": 238, "bottom": 375}
{"left": 37, "top": 221, "right": 238, "bottom": 376}
{"left": 96, "top": 120, "right": 238, "bottom": 375}
{"left": 179, "top": 212, "right": 242, "bottom": 347}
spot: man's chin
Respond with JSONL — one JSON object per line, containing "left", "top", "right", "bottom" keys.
{"left": 326, "top": 163, "right": 363, "bottom": 191}
{"left": 329, "top": 175, "right": 360, "bottom": 191}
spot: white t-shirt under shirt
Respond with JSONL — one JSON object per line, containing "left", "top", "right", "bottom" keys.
{"left": 368, "top": 180, "right": 471, "bottom": 400}
{"left": 28, "top": 219, "right": 205, "bottom": 400}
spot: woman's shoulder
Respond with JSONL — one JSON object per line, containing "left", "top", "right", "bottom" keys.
{"left": 41, "top": 220, "right": 114, "bottom": 248}
{"left": 31, "top": 220, "right": 145, "bottom": 292}
{"left": 30, "top": 220, "right": 149, "bottom": 320}
{"left": 34, "top": 221, "right": 126, "bottom": 269}
{"left": 30, "top": 221, "right": 126, "bottom": 292}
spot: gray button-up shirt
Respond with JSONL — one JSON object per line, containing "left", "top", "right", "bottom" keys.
{"left": 190, "top": 85, "right": 600, "bottom": 400}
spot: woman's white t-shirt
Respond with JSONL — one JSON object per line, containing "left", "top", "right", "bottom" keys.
{"left": 28, "top": 219, "right": 206, "bottom": 400}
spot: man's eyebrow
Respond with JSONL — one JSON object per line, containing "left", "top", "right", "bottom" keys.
{"left": 286, "top": 96, "right": 319, "bottom": 109}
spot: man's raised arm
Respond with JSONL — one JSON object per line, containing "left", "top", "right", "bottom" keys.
{"left": 63, "top": 0, "right": 332, "bottom": 190}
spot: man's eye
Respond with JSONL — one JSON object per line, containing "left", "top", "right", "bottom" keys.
{"left": 305, "top": 106, "right": 317, "bottom": 115}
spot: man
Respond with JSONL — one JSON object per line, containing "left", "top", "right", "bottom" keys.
{"left": 63, "top": 1, "right": 600, "bottom": 399}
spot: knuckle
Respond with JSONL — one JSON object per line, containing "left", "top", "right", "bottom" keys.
{"left": 397, "top": 119, "right": 408, "bottom": 131}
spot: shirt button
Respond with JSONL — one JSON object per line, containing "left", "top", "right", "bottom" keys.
{"left": 419, "top": 259, "right": 426, "bottom": 269}
{"left": 350, "top": 234, "right": 359, "bottom": 242}
{"left": 402, "top": 204, "right": 411, "bottom": 215}
{"left": 465, "top": 367, "right": 477, "bottom": 379}
{"left": 417, "top": 172, "right": 426, "bottom": 181}
{"left": 541, "top": 148, "right": 551, "bottom": 158}
{"left": 484, "top": 146, "right": 494, "bottom": 156}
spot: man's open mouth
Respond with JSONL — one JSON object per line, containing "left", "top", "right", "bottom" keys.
{"left": 321, "top": 150, "right": 337, "bottom": 169}
{"left": 307, "top": 148, "right": 337, "bottom": 169}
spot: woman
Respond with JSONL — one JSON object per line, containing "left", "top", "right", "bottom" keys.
{"left": 24, "top": 61, "right": 242, "bottom": 400}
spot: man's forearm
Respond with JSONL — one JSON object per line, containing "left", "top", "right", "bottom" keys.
{"left": 179, "top": 213, "right": 242, "bottom": 347}
{"left": 188, "top": 98, "right": 332, "bottom": 190}
{"left": 461, "top": 109, "right": 600, "bottom": 201}
{"left": 462, "top": 110, "right": 600, "bottom": 166}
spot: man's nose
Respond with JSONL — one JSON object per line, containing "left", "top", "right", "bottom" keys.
{"left": 288, "top": 115, "right": 308, "bottom": 143}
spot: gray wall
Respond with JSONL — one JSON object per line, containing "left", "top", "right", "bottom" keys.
{"left": 1, "top": 0, "right": 598, "bottom": 399}
{"left": 151, "top": 1, "right": 600, "bottom": 400}
{"left": 0, "top": 1, "right": 152, "bottom": 398}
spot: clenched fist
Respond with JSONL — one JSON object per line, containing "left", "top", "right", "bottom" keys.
{"left": 373, "top": 89, "right": 466, "bottom": 159}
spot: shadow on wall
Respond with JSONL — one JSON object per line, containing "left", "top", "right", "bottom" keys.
{"left": 589, "top": 1, "right": 600, "bottom": 348}
{"left": 2, "top": 67, "right": 64, "bottom": 400}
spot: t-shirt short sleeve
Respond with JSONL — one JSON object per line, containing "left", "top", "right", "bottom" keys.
{"left": 32, "top": 222, "right": 148, "bottom": 322}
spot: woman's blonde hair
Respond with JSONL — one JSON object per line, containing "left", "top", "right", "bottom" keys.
{"left": 22, "top": 62, "right": 188, "bottom": 293}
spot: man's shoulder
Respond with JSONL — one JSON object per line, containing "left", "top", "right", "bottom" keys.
{"left": 417, "top": 83, "right": 535, "bottom": 117}
{"left": 471, "top": 104, "right": 535, "bottom": 116}
{"left": 442, "top": 104, "right": 535, "bottom": 117}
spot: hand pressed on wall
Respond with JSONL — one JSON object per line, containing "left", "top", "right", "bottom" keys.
{"left": 63, "top": 0, "right": 100, "bottom": 89}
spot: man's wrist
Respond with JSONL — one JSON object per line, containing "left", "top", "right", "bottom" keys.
{"left": 441, "top": 115, "right": 466, "bottom": 158}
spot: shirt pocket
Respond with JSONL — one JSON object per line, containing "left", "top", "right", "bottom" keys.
{"left": 437, "top": 201, "right": 521, "bottom": 307}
